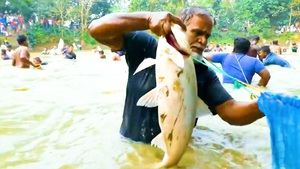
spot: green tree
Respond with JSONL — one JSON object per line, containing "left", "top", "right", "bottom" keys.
{"left": 234, "top": 0, "right": 291, "bottom": 29}
{"left": 289, "top": 0, "right": 300, "bottom": 26}
{"left": 3, "top": 0, "right": 34, "bottom": 21}
{"left": 128, "top": 0, "right": 187, "bottom": 14}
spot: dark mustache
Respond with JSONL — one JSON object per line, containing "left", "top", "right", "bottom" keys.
{"left": 191, "top": 45, "right": 205, "bottom": 49}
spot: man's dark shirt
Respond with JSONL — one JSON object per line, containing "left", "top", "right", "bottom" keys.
{"left": 120, "top": 31, "right": 232, "bottom": 143}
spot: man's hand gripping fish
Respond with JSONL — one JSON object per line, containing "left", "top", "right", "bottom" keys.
{"left": 134, "top": 24, "right": 210, "bottom": 168}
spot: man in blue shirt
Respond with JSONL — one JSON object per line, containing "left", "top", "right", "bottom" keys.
{"left": 206, "top": 37, "right": 270, "bottom": 87}
{"left": 259, "top": 46, "right": 291, "bottom": 68}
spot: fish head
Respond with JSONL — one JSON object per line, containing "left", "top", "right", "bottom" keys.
{"left": 165, "top": 24, "right": 191, "bottom": 57}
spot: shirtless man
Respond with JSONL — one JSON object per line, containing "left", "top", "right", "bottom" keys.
{"left": 247, "top": 35, "right": 260, "bottom": 58}
{"left": 12, "top": 35, "right": 38, "bottom": 68}
{"left": 270, "top": 40, "right": 282, "bottom": 55}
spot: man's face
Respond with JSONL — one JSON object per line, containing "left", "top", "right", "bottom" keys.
{"left": 252, "top": 40, "right": 258, "bottom": 45}
{"left": 185, "top": 15, "right": 213, "bottom": 55}
{"left": 24, "top": 41, "right": 29, "bottom": 47}
{"left": 259, "top": 50, "right": 267, "bottom": 59}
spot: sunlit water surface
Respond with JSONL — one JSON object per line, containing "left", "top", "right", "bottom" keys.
{"left": 1, "top": 52, "right": 300, "bottom": 169}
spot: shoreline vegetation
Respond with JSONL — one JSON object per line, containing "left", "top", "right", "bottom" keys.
{"left": 3, "top": 31, "right": 300, "bottom": 54}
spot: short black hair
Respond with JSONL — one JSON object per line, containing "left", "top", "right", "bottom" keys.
{"left": 234, "top": 37, "right": 250, "bottom": 54}
{"left": 17, "top": 35, "right": 27, "bottom": 45}
{"left": 6, "top": 44, "right": 12, "bottom": 48}
{"left": 272, "top": 40, "right": 278, "bottom": 45}
{"left": 260, "top": 46, "right": 271, "bottom": 54}
{"left": 251, "top": 35, "right": 260, "bottom": 41}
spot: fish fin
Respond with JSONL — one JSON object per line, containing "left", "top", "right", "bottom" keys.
{"left": 196, "top": 98, "right": 211, "bottom": 117}
{"left": 151, "top": 133, "right": 167, "bottom": 152}
{"left": 133, "top": 58, "right": 156, "bottom": 75}
{"left": 168, "top": 53, "right": 185, "bottom": 69}
{"left": 136, "top": 86, "right": 161, "bottom": 107}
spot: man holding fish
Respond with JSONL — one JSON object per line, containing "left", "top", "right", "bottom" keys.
{"left": 88, "top": 6, "right": 265, "bottom": 167}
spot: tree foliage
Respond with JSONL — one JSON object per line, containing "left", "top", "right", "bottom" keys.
{"left": 4, "top": 0, "right": 300, "bottom": 47}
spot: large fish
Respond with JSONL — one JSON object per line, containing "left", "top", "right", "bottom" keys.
{"left": 134, "top": 24, "right": 210, "bottom": 168}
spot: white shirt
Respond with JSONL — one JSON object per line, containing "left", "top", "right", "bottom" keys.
{"left": 7, "top": 49, "right": 14, "bottom": 57}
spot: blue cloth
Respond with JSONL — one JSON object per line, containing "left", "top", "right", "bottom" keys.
{"left": 116, "top": 51, "right": 125, "bottom": 56}
{"left": 263, "top": 52, "right": 291, "bottom": 68}
{"left": 258, "top": 92, "right": 300, "bottom": 169}
{"left": 120, "top": 31, "right": 233, "bottom": 143}
{"left": 2, "top": 55, "right": 11, "bottom": 60}
{"left": 65, "top": 52, "right": 76, "bottom": 59}
{"left": 212, "top": 53, "right": 265, "bottom": 84}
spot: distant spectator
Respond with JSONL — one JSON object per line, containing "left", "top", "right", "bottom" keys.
{"left": 270, "top": 40, "right": 282, "bottom": 55}
{"left": 108, "top": 50, "right": 125, "bottom": 61}
{"left": 41, "top": 48, "right": 49, "bottom": 55}
{"left": 97, "top": 46, "right": 106, "bottom": 59}
{"left": 214, "top": 44, "right": 223, "bottom": 52}
{"left": 3, "top": 36, "right": 9, "bottom": 45}
{"left": 6, "top": 44, "right": 14, "bottom": 58}
{"left": 49, "top": 46, "right": 58, "bottom": 55}
{"left": 292, "top": 43, "right": 298, "bottom": 53}
{"left": 65, "top": 45, "right": 76, "bottom": 59}
{"left": 1, "top": 49, "right": 11, "bottom": 60}
{"left": 247, "top": 35, "right": 261, "bottom": 58}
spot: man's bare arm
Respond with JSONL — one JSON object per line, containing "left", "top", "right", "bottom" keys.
{"left": 258, "top": 69, "right": 271, "bottom": 87}
{"left": 216, "top": 99, "right": 264, "bottom": 125}
{"left": 88, "top": 12, "right": 185, "bottom": 51}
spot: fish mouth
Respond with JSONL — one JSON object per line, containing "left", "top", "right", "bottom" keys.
{"left": 166, "top": 33, "right": 190, "bottom": 56}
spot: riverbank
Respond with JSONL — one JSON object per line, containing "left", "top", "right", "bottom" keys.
{"left": 2, "top": 33, "right": 300, "bottom": 56}
{"left": 1, "top": 34, "right": 106, "bottom": 52}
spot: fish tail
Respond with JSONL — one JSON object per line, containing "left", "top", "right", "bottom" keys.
{"left": 158, "top": 154, "right": 181, "bottom": 168}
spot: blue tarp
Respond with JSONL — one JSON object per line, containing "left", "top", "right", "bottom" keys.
{"left": 258, "top": 92, "right": 300, "bottom": 169}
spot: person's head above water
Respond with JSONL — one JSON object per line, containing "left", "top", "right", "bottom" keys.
{"left": 251, "top": 35, "right": 260, "bottom": 45}
{"left": 177, "top": 6, "right": 216, "bottom": 55}
{"left": 233, "top": 37, "right": 250, "bottom": 54}
{"left": 6, "top": 44, "right": 12, "bottom": 50}
{"left": 1, "top": 49, "right": 6, "bottom": 55}
{"left": 272, "top": 40, "right": 279, "bottom": 45}
{"left": 259, "top": 46, "right": 271, "bottom": 59}
{"left": 17, "top": 34, "right": 28, "bottom": 47}
{"left": 33, "top": 57, "right": 42, "bottom": 64}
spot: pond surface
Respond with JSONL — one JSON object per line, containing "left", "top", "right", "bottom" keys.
{"left": 1, "top": 52, "right": 299, "bottom": 169}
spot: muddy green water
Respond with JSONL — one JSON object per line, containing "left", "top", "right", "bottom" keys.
{"left": 1, "top": 52, "right": 299, "bottom": 169}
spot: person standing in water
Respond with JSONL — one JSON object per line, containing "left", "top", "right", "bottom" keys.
{"left": 12, "top": 34, "right": 39, "bottom": 68}
{"left": 247, "top": 35, "right": 261, "bottom": 58}
{"left": 259, "top": 46, "right": 291, "bottom": 68}
{"left": 270, "top": 40, "right": 282, "bottom": 55}
{"left": 65, "top": 45, "right": 77, "bottom": 59}
{"left": 88, "top": 6, "right": 266, "bottom": 143}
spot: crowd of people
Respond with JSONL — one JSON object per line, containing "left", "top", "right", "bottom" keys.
{"left": 0, "top": 13, "right": 25, "bottom": 36}
{"left": 275, "top": 23, "right": 300, "bottom": 34}
{"left": 0, "top": 34, "right": 127, "bottom": 68}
